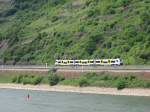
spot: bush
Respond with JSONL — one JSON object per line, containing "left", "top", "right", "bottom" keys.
{"left": 144, "top": 82, "right": 150, "bottom": 88}
{"left": 87, "top": 8, "right": 100, "bottom": 17}
{"left": 12, "top": 75, "right": 43, "bottom": 85}
{"left": 49, "top": 68, "right": 57, "bottom": 73}
{"left": 85, "top": 0, "right": 99, "bottom": 6}
{"left": 49, "top": 0, "right": 66, "bottom": 6}
{"left": 16, "top": 75, "right": 23, "bottom": 83}
{"left": 2, "top": 8, "right": 17, "bottom": 17}
{"left": 48, "top": 73, "right": 60, "bottom": 86}
{"left": 22, "top": 78, "right": 31, "bottom": 85}
{"left": 12, "top": 75, "right": 24, "bottom": 83}
{"left": 128, "top": 75, "right": 136, "bottom": 81}
{"left": 106, "top": 7, "right": 116, "bottom": 15}
{"left": 32, "top": 76, "right": 43, "bottom": 85}
{"left": 100, "top": 75, "right": 113, "bottom": 81}
{"left": 79, "top": 78, "right": 89, "bottom": 87}
{"left": 22, "top": 76, "right": 43, "bottom": 85}
{"left": 117, "top": 79, "right": 127, "bottom": 90}
{"left": 117, "top": 0, "right": 130, "bottom": 7}
{"left": 12, "top": 76, "right": 17, "bottom": 83}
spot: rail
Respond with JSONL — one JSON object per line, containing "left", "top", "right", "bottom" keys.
{"left": 0, "top": 65, "right": 150, "bottom": 70}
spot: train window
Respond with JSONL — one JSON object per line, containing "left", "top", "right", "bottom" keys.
{"left": 90, "top": 61, "right": 94, "bottom": 63}
{"left": 70, "top": 61, "right": 73, "bottom": 63}
{"left": 96, "top": 61, "right": 100, "bottom": 63}
{"left": 111, "top": 61, "right": 115, "bottom": 63}
{"left": 58, "top": 61, "right": 61, "bottom": 63}
{"left": 103, "top": 61, "right": 108, "bottom": 63}
{"left": 82, "top": 62, "right": 87, "bottom": 64}
{"left": 75, "top": 61, "right": 79, "bottom": 63}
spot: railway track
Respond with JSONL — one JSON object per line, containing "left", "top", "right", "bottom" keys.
{"left": 0, "top": 65, "right": 150, "bottom": 72}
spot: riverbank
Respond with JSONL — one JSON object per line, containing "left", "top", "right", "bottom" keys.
{"left": 0, "top": 83, "right": 150, "bottom": 96}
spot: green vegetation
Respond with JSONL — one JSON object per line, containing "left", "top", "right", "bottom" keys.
{"left": 0, "top": 71, "right": 150, "bottom": 89}
{"left": 0, "top": 72, "right": 46, "bottom": 84}
{"left": 0, "top": 74, "right": 15, "bottom": 83}
{"left": 0, "top": 71, "right": 48, "bottom": 84}
{"left": 0, "top": 0, "right": 149, "bottom": 64}
{"left": 48, "top": 70, "right": 65, "bottom": 85}
{"left": 12, "top": 75, "right": 44, "bottom": 85}
{"left": 60, "top": 73, "right": 150, "bottom": 89}
{"left": 117, "top": 79, "right": 127, "bottom": 90}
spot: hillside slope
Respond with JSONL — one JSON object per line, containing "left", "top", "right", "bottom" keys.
{"left": 0, "top": 0, "right": 150, "bottom": 65}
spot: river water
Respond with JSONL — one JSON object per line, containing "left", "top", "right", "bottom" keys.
{"left": 0, "top": 89, "right": 150, "bottom": 112}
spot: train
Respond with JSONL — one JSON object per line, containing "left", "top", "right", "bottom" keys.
{"left": 55, "top": 58, "right": 123, "bottom": 66}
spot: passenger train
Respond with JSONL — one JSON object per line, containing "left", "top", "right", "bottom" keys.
{"left": 55, "top": 58, "right": 123, "bottom": 66}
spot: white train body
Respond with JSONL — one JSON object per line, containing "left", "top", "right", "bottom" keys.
{"left": 55, "top": 58, "right": 123, "bottom": 66}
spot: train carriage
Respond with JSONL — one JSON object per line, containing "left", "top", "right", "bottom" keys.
{"left": 55, "top": 58, "right": 123, "bottom": 66}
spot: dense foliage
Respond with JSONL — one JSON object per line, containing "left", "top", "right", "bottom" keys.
{"left": 48, "top": 70, "right": 65, "bottom": 85}
{"left": 0, "top": 0, "right": 150, "bottom": 64}
{"left": 12, "top": 75, "right": 44, "bottom": 85}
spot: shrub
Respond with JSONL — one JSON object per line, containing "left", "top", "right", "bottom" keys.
{"left": 49, "top": 0, "right": 66, "bottom": 6}
{"left": 87, "top": 8, "right": 100, "bottom": 17}
{"left": 2, "top": 8, "right": 17, "bottom": 17}
{"left": 12, "top": 75, "right": 44, "bottom": 85}
{"left": 22, "top": 75, "right": 43, "bottom": 85}
{"left": 12, "top": 76, "right": 17, "bottom": 83}
{"left": 32, "top": 76, "right": 43, "bottom": 85}
{"left": 79, "top": 78, "right": 89, "bottom": 87}
{"left": 117, "top": 79, "right": 127, "bottom": 90}
{"left": 85, "top": 0, "right": 99, "bottom": 6}
{"left": 51, "top": 16, "right": 59, "bottom": 22}
{"left": 16, "top": 75, "right": 23, "bottom": 83}
{"left": 48, "top": 73, "right": 60, "bottom": 86}
{"left": 144, "top": 82, "right": 150, "bottom": 88}
{"left": 139, "top": 51, "right": 150, "bottom": 60}
{"left": 100, "top": 75, "right": 113, "bottom": 81}
{"left": 106, "top": 7, "right": 116, "bottom": 15}
{"left": 113, "top": 76, "right": 118, "bottom": 80}
{"left": 22, "top": 78, "right": 31, "bottom": 85}
{"left": 128, "top": 75, "right": 136, "bottom": 81}
{"left": 12, "top": 75, "right": 24, "bottom": 83}
{"left": 49, "top": 68, "right": 57, "bottom": 73}
{"left": 117, "top": 0, "right": 130, "bottom": 7}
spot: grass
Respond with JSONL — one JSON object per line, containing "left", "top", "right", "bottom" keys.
{"left": 0, "top": 74, "right": 14, "bottom": 83}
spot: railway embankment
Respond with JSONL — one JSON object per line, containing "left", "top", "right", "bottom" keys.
{"left": 0, "top": 69, "right": 150, "bottom": 90}
{"left": 0, "top": 65, "right": 150, "bottom": 77}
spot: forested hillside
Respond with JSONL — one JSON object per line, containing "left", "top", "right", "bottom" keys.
{"left": 0, "top": 0, "right": 149, "bottom": 65}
